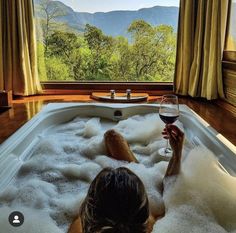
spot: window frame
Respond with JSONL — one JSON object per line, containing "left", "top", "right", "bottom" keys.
{"left": 41, "top": 81, "right": 173, "bottom": 94}
{"left": 222, "top": 51, "right": 236, "bottom": 71}
{"left": 223, "top": 0, "right": 236, "bottom": 71}
{"left": 34, "top": 0, "right": 177, "bottom": 93}
{"left": 222, "top": 1, "right": 236, "bottom": 107}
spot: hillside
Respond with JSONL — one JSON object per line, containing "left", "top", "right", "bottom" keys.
{"left": 231, "top": 2, "right": 236, "bottom": 39}
{"left": 35, "top": 0, "right": 179, "bottom": 37}
{"left": 75, "top": 6, "right": 179, "bottom": 37}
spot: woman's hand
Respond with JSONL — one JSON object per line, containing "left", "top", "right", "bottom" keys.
{"left": 162, "top": 124, "right": 184, "bottom": 157}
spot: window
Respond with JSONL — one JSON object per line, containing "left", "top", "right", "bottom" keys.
{"left": 225, "top": 0, "right": 236, "bottom": 51}
{"left": 34, "top": 0, "right": 179, "bottom": 83}
{"left": 224, "top": 0, "right": 236, "bottom": 62}
{"left": 223, "top": 0, "right": 236, "bottom": 107}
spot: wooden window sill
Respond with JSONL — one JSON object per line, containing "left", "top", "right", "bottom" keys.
{"left": 41, "top": 82, "right": 173, "bottom": 95}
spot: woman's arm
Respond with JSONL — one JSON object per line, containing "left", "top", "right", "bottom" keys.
{"left": 158, "top": 124, "right": 184, "bottom": 196}
{"left": 162, "top": 124, "right": 184, "bottom": 178}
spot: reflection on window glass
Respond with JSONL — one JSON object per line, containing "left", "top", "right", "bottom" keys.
{"left": 34, "top": 0, "right": 179, "bottom": 82}
{"left": 226, "top": 0, "right": 236, "bottom": 51}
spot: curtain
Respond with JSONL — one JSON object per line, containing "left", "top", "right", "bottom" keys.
{"left": 26, "top": 100, "right": 43, "bottom": 120}
{"left": 0, "top": 0, "right": 41, "bottom": 96}
{"left": 174, "top": 0, "right": 230, "bottom": 100}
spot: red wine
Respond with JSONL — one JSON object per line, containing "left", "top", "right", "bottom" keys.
{"left": 159, "top": 114, "right": 179, "bottom": 124}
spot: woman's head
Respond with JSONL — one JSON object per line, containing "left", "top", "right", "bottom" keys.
{"left": 80, "top": 167, "right": 149, "bottom": 233}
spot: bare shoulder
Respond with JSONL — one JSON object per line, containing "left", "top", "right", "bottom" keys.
{"left": 147, "top": 215, "right": 156, "bottom": 233}
{"left": 68, "top": 217, "right": 83, "bottom": 233}
{"left": 147, "top": 214, "right": 165, "bottom": 233}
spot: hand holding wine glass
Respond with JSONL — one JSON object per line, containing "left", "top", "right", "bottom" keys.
{"left": 162, "top": 124, "right": 184, "bottom": 156}
{"left": 158, "top": 95, "right": 180, "bottom": 157}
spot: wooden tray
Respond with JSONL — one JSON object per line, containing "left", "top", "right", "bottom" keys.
{"left": 91, "top": 92, "right": 149, "bottom": 103}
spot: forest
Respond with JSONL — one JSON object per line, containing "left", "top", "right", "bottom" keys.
{"left": 36, "top": 0, "right": 177, "bottom": 82}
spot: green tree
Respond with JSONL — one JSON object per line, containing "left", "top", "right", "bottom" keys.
{"left": 128, "top": 20, "right": 176, "bottom": 81}
{"left": 37, "top": 42, "right": 47, "bottom": 81}
{"left": 47, "top": 31, "right": 80, "bottom": 60}
{"left": 153, "top": 25, "right": 176, "bottom": 81}
{"left": 45, "top": 57, "right": 70, "bottom": 80}
{"left": 47, "top": 31, "right": 84, "bottom": 80}
{"left": 84, "top": 24, "right": 113, "bottom": 51}
{"left": 39, "top": 0, "right": 66, "bottom": 53}
{"left": 128, "top": 20, "right": 153, "bottom": 40}
{"left": 84, "top": 24, "right": 114, "bottom": 79}
{"left": 72, "top": 41, "right": 93, "bottom": 81}
{"left": 109, "top": 36, "right": 132, "bottom": 81}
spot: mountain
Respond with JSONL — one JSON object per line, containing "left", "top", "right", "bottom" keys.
{"left": 230, "top": 2, "right": 236, "bottom": 39}
{"left": 35, "top": 0, "right": 179, "bottom": 38}
{"left": 75, "top": 6, "right": 179, "bottom": 37}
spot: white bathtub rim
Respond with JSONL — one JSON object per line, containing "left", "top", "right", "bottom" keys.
{"left": 0, "top": 103, "right": 235, "bottom": 158}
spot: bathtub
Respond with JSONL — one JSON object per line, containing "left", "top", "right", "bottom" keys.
{"left": 0, "top": 103, "right": 235, "bottom": 191}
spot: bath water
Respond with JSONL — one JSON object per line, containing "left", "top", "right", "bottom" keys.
{"left": 0, "top": 114, "right": 235, "bottom": 233}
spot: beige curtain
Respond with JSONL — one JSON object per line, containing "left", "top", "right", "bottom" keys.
{"left": 26, "top": 100, "right": 43, "bottom": 120}
{"left": 174, "top": 0, "right": 230, "bottom": 100}
{"left": 0, "top": 0, "right": 41, "bottom": 96}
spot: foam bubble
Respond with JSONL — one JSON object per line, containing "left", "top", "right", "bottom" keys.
{"left": 0, "top": 186, "right": 18, "bottom": 205}
{"left": 153, "top": 204, "right": 227, "bottom": 233}
{"left": 114, "top": 114, "right": 164, "bottom": 144}
{"left": 82, "top": 118, "right": 102, "bottom": 138}
{"left": 0, "top": 206, "right": 63, "bottom": 233}
{"left": 94, "top": 155, "right": 127, "bottom": 168}
{"left": 162, "top": 147, "right": 236, "bottom": 232}
{"left": 79, "top": 135, "right": 106, "bottom": 159}
{"left": 58, "top": 162, "right": 101, "bottom": 182}
{"left": 126, "top": 162, "right": 165, "bottom": 217}
{"left": 19, "top": 157, "right": 56, "bottom": 174}
{"left": 33, "top": 135, "right": 65, "bottom": 156}
{"left": 11, "top": 179, "right": 57, "bottom": 209}
{"left": 50, "top": 192, "right": 86, "bottom": 231}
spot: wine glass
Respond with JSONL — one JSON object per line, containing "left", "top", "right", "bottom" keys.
{"left": 158, "top": 94, "right": 179, "bottom": 157}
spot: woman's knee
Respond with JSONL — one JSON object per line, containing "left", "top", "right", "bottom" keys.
{"left": 104, "top": 129, "right": 121, "bottom": 143}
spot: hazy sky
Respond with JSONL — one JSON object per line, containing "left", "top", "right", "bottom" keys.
{"left": 59, "top": 0, "right": 179, "bottom": 13}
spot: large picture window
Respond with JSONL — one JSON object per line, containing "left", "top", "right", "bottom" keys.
{"left": 34, "top": 0, "right": 179, "bottom": 82}
{"left": 223, "top": 0, "right": 236, "bottom": 107}
{"left": 225, "top": 0, "right": 236, "bottom": 53}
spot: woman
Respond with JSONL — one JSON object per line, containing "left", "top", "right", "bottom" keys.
{"left": 68, "top": 124, "right": 184, "bottom": 233}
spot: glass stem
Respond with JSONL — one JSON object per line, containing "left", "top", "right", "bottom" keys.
{"left": 165, "top": 139, "right": 169, "bottom": 153}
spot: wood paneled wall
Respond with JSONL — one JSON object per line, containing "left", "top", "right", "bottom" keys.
{"left": 223, "top": 68, "right": 236, "bottom": 106}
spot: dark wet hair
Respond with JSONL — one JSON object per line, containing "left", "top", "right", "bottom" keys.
{"left": 80, "top": 167, "right": 149, "bottom": 233}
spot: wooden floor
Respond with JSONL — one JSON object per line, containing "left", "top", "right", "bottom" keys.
{"left": 0, "top": 95, "right": 236, "bottom": 146}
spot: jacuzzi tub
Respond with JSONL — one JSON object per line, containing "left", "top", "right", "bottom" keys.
{"left": 0, "top": 103, "right": 235, "bottom": 191}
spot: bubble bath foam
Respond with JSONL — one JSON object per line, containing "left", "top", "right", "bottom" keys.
{"left": 0, "top": 103, "right": 235, "bottom": 233}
